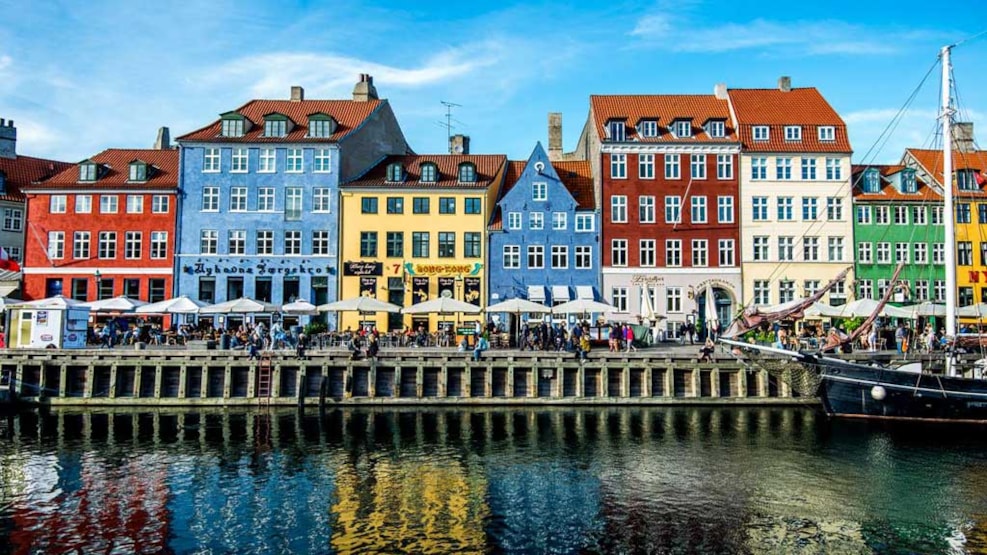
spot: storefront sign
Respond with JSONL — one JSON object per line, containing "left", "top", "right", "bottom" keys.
{"left": 412, "top": 277, "right": 429, "bottom": 304}
{"left": 631, "top": 275, "right": 664, "bottom": 285}
{"left": 695, "top": 278, "right": 735, "bottom": 292}
{"left": 344, "top": 261, "right": 383, "bottom": 276}
{"left": 182, "top": 258, "right": 335, "bottom": 276}
{"left": 404, "top": 262, "right": 483, "bottom": 276}
{"left": 438, "top": 277, "right": 455, "bottom": 298}
{"left": 464, "top": 277, "right": 481, "bottom": 305}
{"left": 360, "top": 277, "right": 377, "bottom": 297}
{"left": 968, "top": 270, "right": 987, "bottom": 283}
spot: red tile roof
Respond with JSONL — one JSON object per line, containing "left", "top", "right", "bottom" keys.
{"left": 343, "top": 154, "right": 506, "bottom": 189}
{"left": 851, "top": 164, "right": 941, "bottom": 202}
{"left": 728, "top": 88, "right": 851, "bottom": 153}
{"left": 35, "top": 149, "right": 179, "bottom": 190}
{"left": 590, "top": 95, "right": 737, "bottom": 142}
{"left": 554, "top": 160, "right": 595, "bottom": 210}
{"left": 488, "top": 161, "right": 526, "bottom": 231}
{"left": 905, "top": 148, "right": 987, "bottom": 197}
{"left": 0, "top": 155, "right": 72, "bottom": 202}
{"left": 177, "top": 99, "right": 383, "bottom": 143}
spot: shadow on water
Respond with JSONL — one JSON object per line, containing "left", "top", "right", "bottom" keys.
{"left": 0, "top": 406, "right": 986, "bottom": 553}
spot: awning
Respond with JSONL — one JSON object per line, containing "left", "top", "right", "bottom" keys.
{"left": 551, "top": 285, "right": 571, "bottom": 302}
{"left": 527, "top": 285, "right": 546, "bottom": 302}
{"left": 0, "top": 283, "right": 17, "bottom": 297}
{"left": 576, "top": 286, "right": 595, "bottom": 300}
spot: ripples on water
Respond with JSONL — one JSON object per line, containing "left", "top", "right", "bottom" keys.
{"left": 0, "top": 407, "right": 986, "bottom": 554}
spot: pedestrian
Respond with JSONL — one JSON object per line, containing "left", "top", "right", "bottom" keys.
{"left": 686, "top": 323, "right": 695, "bottom": 345}
{"left": 895, "top": 323, "right": 906, "bottom": 354}
{"left": 367, "top": 334, "right": 380, "bottom": 359}
{"left": 473, "top": 332, "right": 490, "bottom": 361}
{"left": 578, "top": 334, "right": 591, "bottom": 361}
{"left": 624, "top": 324, "right": 637, "bottom": 352}
{"left": 296, "top": 332, "right": 307, "bottom": 359}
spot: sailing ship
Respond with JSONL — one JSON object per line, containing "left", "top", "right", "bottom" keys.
{"left": 722, "top": 44, "right": 987, "bottom": 422}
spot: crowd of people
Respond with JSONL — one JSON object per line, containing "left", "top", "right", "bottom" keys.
{"left": 517, "top": 321, "right": 593, "bottom": 360}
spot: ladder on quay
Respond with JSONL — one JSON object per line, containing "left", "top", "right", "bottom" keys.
{"left": 255, "top": 353, "right": 273, "bottom": 451}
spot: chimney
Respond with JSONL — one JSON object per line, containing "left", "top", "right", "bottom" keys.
{"left": 953, "top": 121, "right": 975, "bottom": 153}
{"left": 352, "top": 74, "right": 379, "bottom": 102}
{"left": 0, "top": 118, "right": 15, "bottom": 159}
{"left": 778, "top": 76, "right": 792, "bottom": 92}
{"left": 548, "top": 113, "right": 563, "bottom": 161}
{"left": 290, "top": 85, "right": 304, "bottom": 102}
{"left": 449, "top": 134, "right": 470, "bottom": 155}
{"left": 714, "top": 83, "right": 728, "bottom": 100}
{"left": 154, "top": 126, "right": 171, "bottom": 150}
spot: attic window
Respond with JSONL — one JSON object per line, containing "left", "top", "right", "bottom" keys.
{"left": 308, "top": 114, "right": 336, "bottom": 138}
{"left": 607, "top": 120, "right": 626, "bottom": 141}
{"left": 707, "top": 120, "right": 725, "bottom": 138}
{"left": 957, "top": 170, "right": 979, "bottom": 191}
{"left": 0, "top": 171, "right": 5, "bottom": 193}
{"left": 863, "top": 168, "right": 880, "bottom": 193}
{"left": 129, "top": 162, "right": 147, "bottom": 182}
{"left": 420, "top": 163, "right": 438, "bottom": 183}
{"left": 220, "top": 115, "right": 245, "bottom": 137}
{"left": 638, "top": 120, "right": 658, "bottom": 138}
{"left": 901, "top": 169, "right": 917, "bottom": 193}
{"left": 458, "top": 162, "right": 476, "bottom": 183}
{"left": 386, "top": 163, "right": 404, "bottom": 182}
{"left": 79, "top": 162, "right": 97, "bottom": 182}
{"left": 263, "top": 115, "right": 288, "bottom": 138}
{"left": 753, "top": 126, "right": 769, "bottom": 141}
{"left": 818, "top": 126, "right": 835, "bottom": 141}
{"left": 673, "top": 121, "right": 691, "bottom": 138}
{"left": 784, "top": 125, "right": 802, "bottom": 141}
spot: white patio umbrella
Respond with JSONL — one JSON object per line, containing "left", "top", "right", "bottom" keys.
{"left": 136, "top": 295, "right": 209, "bottom": 314}
{"left": 318, "top": 296, "right": 402, "bottom": 313}
{"left": 804, "top": 302, "right": 846, "bottom": 318}
{"left": 403, "top": 297, "right": 482, "bottom": 314}
{"left": 907, "top": 301, "right": 947, "bottom": 317}
{"left": 551, "top": 298, "right": 614, "bottom": 315}
{"left": 485, "top": 298, "right": 552, "bottom": 314}
{"left": 829, "top": 298, "right": 915, "bottom": 319}
{"left": 80, "top": 295, "right": 148, "bottom": 313}
{"left": 957, "top": 303, "right": 987, "bottom": 318}
{"left": 17, "top": 295, "right": 87, "bottom": 309}
{"left": 281, "top": 300, "right": 318, "bottom": 315}
{"left": 704, "top": 284, "right": 718, "bottom": 336}
{"left": 199, "top": 297, "right": 281, "bottom": 314}
{"left": 0, "top": 296, "right": 21, "bottom": 310}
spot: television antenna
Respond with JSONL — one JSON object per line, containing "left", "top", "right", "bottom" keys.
{"left": 438, "top": 100, "right": 462, "bottom": 147}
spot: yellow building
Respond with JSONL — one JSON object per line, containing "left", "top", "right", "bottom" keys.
{"left": 339, "top": 151, "right": 506, "bottom": 333}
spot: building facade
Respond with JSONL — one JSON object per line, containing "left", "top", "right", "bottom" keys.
{"left": 339, "top": 152, "right": 506, "bottom": 332}
{"left": 487, "top": 143, "right": 598, "bottom": 318}
{"left": 729, "top": 80, "right": 854, "bottom": 308}
{"left": 22, "top": 145, "right": 178, "bottom": 302}
{"left": 174, "top": 77, "right": 409, "bottom": 327}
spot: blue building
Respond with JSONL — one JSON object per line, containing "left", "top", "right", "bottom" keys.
{"left": 175, "top": 76, "right": 410, "bottom": 327}
{"left": 488, "top": 143, "right": 599, "bottom": 314}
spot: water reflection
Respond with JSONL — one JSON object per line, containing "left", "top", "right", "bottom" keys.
{"left": 0, "top": 407, "right": 985, "bottom": 553}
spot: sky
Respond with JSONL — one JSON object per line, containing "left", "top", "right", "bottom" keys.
{"left": 1, "top": 0, "right": 986, "bottom": 165}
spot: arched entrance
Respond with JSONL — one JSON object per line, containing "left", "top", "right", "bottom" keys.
{"left": 697, "top": 286, "right": 735, "bottom": 337}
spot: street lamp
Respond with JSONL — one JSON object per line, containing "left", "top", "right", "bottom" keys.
{"left": 94, "top": 269, "right": 101, "bottom": 300}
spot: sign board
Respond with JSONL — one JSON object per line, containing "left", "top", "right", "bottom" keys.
{"left": 344, "top": 261, "right": 383, "bottom": 276}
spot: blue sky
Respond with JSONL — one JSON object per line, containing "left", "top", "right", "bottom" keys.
{"left": 1, "top": 0, "right": 985, "bottom": 164}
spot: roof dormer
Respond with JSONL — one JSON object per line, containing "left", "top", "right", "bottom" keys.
{"left": 671, "top": 118, "right": 693, "bottom": 139}
{"left": 606, "top": 119, "right": 626, "bottom": 142}
{"left": 784, "top": 125, "right": 802, "bottom": 142}
{"left": 458, "top": 162, "right": 477, "bottom": 183}
{"left": 704, "top": 118, "right": 726, "bottom": 139}
{"left": 636, "top": 118, "right": 659, "bottom": 138}
{"left": 262, "top": 112, "right": 293, "bottom": 138}
{"left": 386, "top": 162, "right": 405, "bottom": 183}
{"left": 128, "top": 159, "right": 149, "bottom": 182}
{"left": 420, "top": 162, "right": 438, "bottom": 183}
{"left": 894, "top": 168, "right": 918, "bottom": 194}
{"left": 862, "top": 167, "right": 881, "bottom": 194}
{"left": 219, "top": 112, "right": 250, "bottom": 138}
{"left": 307, "top": 112, "right": 337, "bottom": 138}
{"left": 0, "top": 171, "right": 5, "bottom": 194}
{"left": 78, "top": 159, "right": 99, "bottom": 182}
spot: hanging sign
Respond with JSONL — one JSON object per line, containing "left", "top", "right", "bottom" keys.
{"left": 464, "top": 277, "right": 481, "bottom": 305}
{"left": 344, "top": 261, "right": 383, "bottom": 276}
{"left": 360, "top": 277, "right": 377, "bottom": 297}
{"left": 412, "top": 277, "right": 430, "bottom": 304}
{"left": 438, "top": 277, "right": 455, "bottom": 298}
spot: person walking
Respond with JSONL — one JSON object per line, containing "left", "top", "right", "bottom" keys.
{"left": 624, "top": 324, "right": 637, "bottom": 352}
{"left": 895, "top": 323, "right": 906, "bottom": 354}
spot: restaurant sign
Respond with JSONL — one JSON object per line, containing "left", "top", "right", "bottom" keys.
{"left": 343, "top": 261, "right": 383, "bottom": 276}
{"left": 183, "top": 258, "right": 335, "bottom": 276}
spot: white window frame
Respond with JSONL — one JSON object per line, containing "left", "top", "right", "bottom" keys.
{"left": 718, "top": 239, "right": 735, "bottom": 267}
{"left": 507, "top": 212, "right": 522, "bottom": 230}
{"left": 231, "top": 148, "right": 248, "bottom": 173}
{"left": 665, "top": 239, "right": 681, "bottom": 267}
{"left": 50, "top": 195, "right": 67, "bottom": 214}
{"left": 575, "top": 214, "right": 594, "bottom": 232}
{"left": 818, "top": 126, "right": 835, "bottom": 141}
{"left": 638, "top": 153, "right": 655, "bottom": 179}
{"left": 691, "top": 239, "right": 708, "bottom": 267}
{"left": 314, "top": 149, "right": 332, "bottom": 173}
{"left": 784, "top": 126, "right": 802, "bottom": 141}
{"left": 717, "top": 196, "right": 734, "bottom": 223}
{"left": 229, "top": 187, "right": 248, "bottom": 212}
{"left": 48, "top": 231, "right": 65, "bottom": 259}
{"left": 150, "top": 231, "right": 167, "bottom": 259}
{"left": 312, "top": 188, "right": 330, "bottom": 213}
{"left": 286, "top": 148, "right": 304, "bottom": 173}
{"left": 503, "top": 245, "right": 520, "bottom": 269}
{"left": 639, "top": 196, "right": 655, "bottom": 224}
{"left": 575, "top": 246, "right": 592, "bottom": 269}
{"left": 752, "top": 126, "right": 769, "bottom": 141}
{"left": 716, "top": 154, "right": 733, "bottom": 180}
{"left": 552, "top": 212, "right": 567, "bottom": 230}
{"left": 151, "top": 195, "right": 169, "bottom": 214}
{"left": 664, "top": 196, "right": 681, "bottom": 224}
{"left": 611, "top": 195, "right": 627, "bottom": 223}
{"left": 527, "top": 245, "right": 545, "bottom": 269}
{"left": 664, "top": 154, "right": 680, "bottom": 179}
{"left": 100, "top": 195, "right": 118, "bottom": 214}
{"left": 639, "top": 239, "right": 656, "bottom": 267}
{"left": 532, "top": 182, "right": 548, "bottom": 201}
{"left": 690, "top": 196, "right": 707, "bottom": 224}
{"left": 690, "top": 154, "right": 706, "bottom": 180}
{"left": 551, "top": 245, "right": 569, "bottom": 269}
{"left": 259, "top": 148, "right": 276, "bottom": 173}
{"left": 611, "top": 239, "right": 627, "bottom": 267}
{"left": 203, "top": 148, "right": 220, "bottom": 172}
{"left": 529, "top": 212, "right": 544, "bottom": 230}
{"left": 610, "top": 154, "right": 627, "bottom": 179}
{"left": 124, "top": 231, "right": 142, "bottom": 259}
{"left": 75, "top": 195, "right": 92, "bottom": 214}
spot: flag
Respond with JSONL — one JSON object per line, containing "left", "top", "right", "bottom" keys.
{"left": 0, "top": 247, "right": 20, "bottom": 272}
{"left": 976, "top": 170, "right": 986, "bottom": 187}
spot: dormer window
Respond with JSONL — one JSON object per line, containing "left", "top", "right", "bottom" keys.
{"left": 308, "top": 114, "right": 337, "bottom": 138}
{"left": 957, "top": 169, "right": 978, "bottom": 191}
{"left": 673, "top": 121, "right": 692, "bottom": 138}
{"left": 263, "top": 114, "right": 289, "bottom": 138}
{"left": 901, "top": 169, "right": 917, "bottom": 193}
{"left": 784, "top": 126, "right": 802, "bottom": 141}
{"left": 818, "top": 126, "right": 835, "bottom": 141}
{"left": 0, "top": 171, "right": 6, "bottom": 194}
{"left": 386, "top": 163, "right": 404, "bottom": 182}
{"left": 128, "top": 161, "right": 148, "bottom": 182}
{"left": 753, "top": 126, "right": 769, "bottom": 141}
{"left": 863, "top": 168, "right": 881, "bottom": 193}
{"left": 607, "top": 120, "right": 626, "bottom": 141}
{"left": 638, "top": 120, "right": 658, "bottom": 138}
{"left": 458, "top": 162, "right": 476, "bottom": 183}
{"left": 707, "top": 120, "right": 725, "bottom": 138}
{"left": 220, "top": 113, "right": 246, "bottom": 137}
{"left": 420, "top": 162, "right": 438, "bottom": 183}
{"left": 79, "top": 162, "right": 97, "bottom": 182}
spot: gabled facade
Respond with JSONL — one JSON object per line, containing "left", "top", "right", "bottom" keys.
{"left": 851, "top": 165, "right": 944, "bottom": 303}
{"left": 728, "top": 80, "right": 854, "bottom": 308}
{"left": 22, "top": 145, "right": 178, "bottom": 302}
{"left": 340, "top": 152, "right": 506, "bottom": 332}
{"left": 487, "top": 143, "right": 598, "bottom": 318}
{"left": 577, "top": 92, "right": 742, "bottom": 336}
{"left": 175, "top": 77, "right": 410, "bottom": 327}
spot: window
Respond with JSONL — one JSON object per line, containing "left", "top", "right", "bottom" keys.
{"left": 121, "top": 231, "right": 141, "bottom": 259}
{"left": 804, "top": 280, "right": 821, "bottom": 298}
{"left": 958, "top": 241, "right": 973, "bottom": 265}
{"left": 100, "top": 195, "right": 118, "bottom": 214}
{"left": 386, "top": 163, "right": 404, "bottom": 182}
{"left": 915, "top": 280, "right": 930, "bottom": 301}
{"left": 575, "top": 214, "right": 594, "bottom": 232}
{"left": 529, "top": 212, "right": 544, "bottom": 230}
{"left": 507, "top": 212, "right": 522, "bottom": 230}
{"left": 203, "top": 148, "right": 220, "bottom": 172}
{"left": 753, "top": 236, "right": 769, "bottom": 261}
{"left": 551, "top": 245, "right": 569, "bottom": 269}
{"left": 934, "top": 280, "right": 946, "bottom": 301}
{"left": 826, "top": 197, "right": 843, "bottom": 220}
{"left": 751, "top": 157, "right": 768, "bottom": 180}
{"left": 639, "top": 196, "right": 655, "bottom": 223}
{"left": 718, "top": 239, "right": 735, "bottom": 266}
{"left": 73, "top": 231, "right": 90, "bottom": 259}
{"left": 611, "top": 195, "right": 627, "bottom": 223}
{"left": 957, "top": 203, "right": 972, "bottom": 224}
{"left": 856, "top": 206, "right": 871, "bottom": 224}
{"left": 420, "top": 163, "right": 437, "bottom": 183}
{"left": 151, "top": 195, "right": 169, "bottom": 214}
{"left": 1, "top": 208, "right": 20, "bottom": 232}
{"left": 528, "top": 245, "right": 545, "bottom": 269}
{"left": 895, "top": 242, "right": 910, "bottom": 264}
{"left": 79, "top": 163, "right": 97, "bottom": 181}
{"left": 825, "top": 158, "right": 842, "bottom": 180}
{"left": 314, "top": 149, "right": 332, "bottom": 173}
{"left": 439, "top": 197, "right": 456, "bottom": 214}
{"left": 464, "top": 232, "right": 481, "bottom": 258}
{"left": 818, "top": 126, "right": 835, "bottom": 141}
{"left": 258, "top": 188, "right": 277, "bottom": 212}
{"left": 639, "top": 120, "right": 658, "bottom": 137}
{"left": 960, "top": 287, "right": 975, "bottom": 307}
{"left": 690, "top": 154, "right": 706, "bottom": 179}
{"left": 858, "top": 242, "right": 872, "bottom": 263}
{"left": 639, "top": 239, "right": 656, "bottom": 267}
{"left": 914, "top": 243, "right": 928, "bottom": 264}
{"left": 692, "top": 239, "right": 708, "bottom": 267}
{"left": 309, "top": 117, "right": 333, "bottom": 138}
{"left": 716, "top": 155, "right": 733, "bottom": 179}
{"left": 413, "top": 197, "right": 430, "bottom": 214}
{"left": 611, "top": 239, "right": 627, "bottom": 267}
{"left": 613, "top": 287, "right": 629, "bottom": 312}
{"left": 690, "top": 196, "right": 707, "bottom": 223}
{"left": 876, "top": 242, "right": 891, "bottom": 263}
{"left": 933, "top": 243, "right": 945, "bottom": 264}
{"left": 465, "top": 197, "right": 481, "bottom": 214}
{"left": 387, "top": 197, "right": 404, "bottom": 214}
{"left": 312, "top": 187, "right": 332, "bottom": 212}
{"left": 458, "top": 163, "right": 476, "bottom": 183}
{"left": 575, "top": 246, "right": 592, "bottom": 269}
{"left": 778, "top": 236, "right": 794, "bottom": 261}
{"left": 983, "top": 243, "right": 987, "bottom": 266}
{"left": 50, "top": 195, "right": 67, "bottom": 214}
{"left": 777, "top": 197, "right": 793, "bottom": 221}
{"left": 256, "top": 230, "right": 273, "bottom": 255}
{"left": 802, "top": 197, "right": 818, "bottom": 220}
{"left": 708, "top": 120, "right": 726, "bottom": 138}
{"left": 801, "top": 158, "right": 817, "bottom": 180}
{"left": 412, "top": 232, "right": 429, "bottom": 257}
{"left": 664, "top": 196, "right": 681, "bottom": 223}
{"left": 150, "top": 231, "right": 167, "bottom": 259}
{"left": 674, "top": 120, "right": 691, "bottom": 138}
{"left": 75, "top": 195, "right": 92, "bottom": 214}
{"left": 784, "top": 126, "right": 802, "bottom": 141}
{"left": 664, "top": 154, "right": 681, "bottom": 179}
{"left": 552, "top": 212, "right": 567, "bottom": 230}
{"left": 752, "top": 196, "right": 768, "bottom": 221}
{"left": 639, "top": 154, "right": 655, "bottom": 179}
{"left": 129, "top": 162, "right": 147, "bottom": 182}
{"left": 221, "top": 117, "right": 244, "bottom": 137}
{"left": 932, "top": 206, "right": 944, "bottom": 225}
{"left": 285, "top": 188, "right": 303, "bottom": 221}
{"left": 863, "top": 169, "right": 881, "bottom": 193}
{"left": 286, "top": 149, "right": 303, "bottom": 172}
{"left": 858, "top": 280, "right": 874, "bottom": 300}
{"left": 875, "top": 206, "right": 889, "bottom": 225}
{"left": 665, "top": 287, "right": 681, "bottom": 313}
{"left": 979, "top": 204, "right": 987, "bottom": 224}
{"left": 230, "top": 187, "right": 247, "bottom": 211}
{"left": 284, "top": 230, "right": 302, "bottom": 255}
{"left": 199, "top": 230, "right": 217, "bottom": 255}
{"left": 48, "top": 231, "right": 64, "bottom": 259}
{"left": 228, "top": 230, "right": 246, "bottom": 255}
{"left": 828, "top": 237, "right": 844, "bottom": 261}
{"left": 610, "top": 154, "right": 626, "bottom": 178}
{"left": 360, "top": 232, "right": 378, "bottom": 257}
{"left": 503, "top": 245, "right": 520, "bottom": 269}
{"left": 779, "top": 280, "right": 795, "bottom": 303}
{"left": 775, "top": 157, "right": 792, "bottom": 180}
{"left": 803, "top": 237, "right": 819, "bottom": 261}
{"left": 231, "top": 148, "right": 248, "bottom": 172}
{"left": 264, "top": 118, "right": 287, "bottom": 138}
{"left": 532, "top": 182, "right": 547, "bottom": 201}
{"left": 312, "top": 230, "right": 331, "bottom": 256}
{"left": 607, "top": 120, "right": 626, "bottom": 141}
{"left": 957, "top": 170, "right": 978, "bottom": 191}
{"left": 716, "top": 196, "right": 734, "bottom": 223}
{"left": 69, "top": 278, "right": 88, "bottom": 301}
{"left": 753, "top": 126, "right": 769, "bottom": 141}
{"left": 893, "top": 206, "right": 908, "bottom": 225}
{"left": 259, "top": 148, "right": 276, "bottom": 172}
{"left": 665, "top": 239, "right": 681, "bottom": 267}
{"left": 753, "top": 280, "right": 770, "bottom": 305}
{"left": 202, "top": 187, "right": 219, "bottom": 211}
{"left": 901, "top": 169, "right": 917, "bottom": 193}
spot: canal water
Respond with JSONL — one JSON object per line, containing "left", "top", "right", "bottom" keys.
{"left": 1, "top": 407, "right": 986, "bottom": 554}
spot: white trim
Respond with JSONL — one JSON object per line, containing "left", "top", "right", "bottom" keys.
{"left": 602, "top": 267, "right": 741, "bottom": 276}
{"left": 174, "top": 254, "right": 337, "bottom": 260}
{"left": 602, "top": 143, "right": 741, "bottom": 155}
{"left": 22, "top": 188, "right": 177, "bottom": 195}
{"left": 24, "top": 267, "right": 173, "bottom": 275}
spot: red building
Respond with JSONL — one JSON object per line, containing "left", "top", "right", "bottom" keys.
{"left": 575, "top": 91, "right": 742, "bottom": 336}
{"left": 22, "top": 142, "right": 178, "bottom": 302}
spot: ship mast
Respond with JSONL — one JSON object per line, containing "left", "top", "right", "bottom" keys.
{"left": 941, "top": 45, "right": 958, "bottom": 376}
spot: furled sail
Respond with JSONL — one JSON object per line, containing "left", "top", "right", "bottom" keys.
{"left": 818, "top": 264, "right": 904, "bottom": 352}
